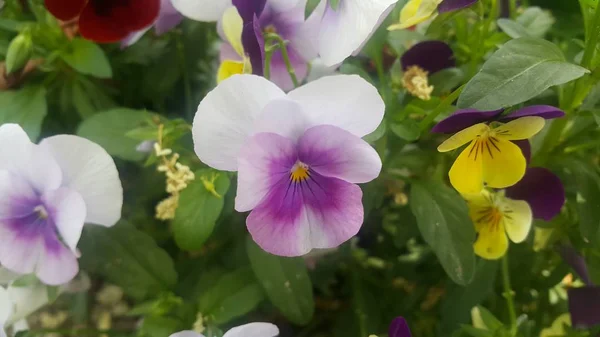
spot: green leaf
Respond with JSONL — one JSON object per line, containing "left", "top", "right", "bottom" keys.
{"left": 79, "top": 221, "right": 178, "bottom": 300}
{"left": 247, "top": 238, "right": 314, "bottom": 325}
{"left": 410, "top": 181, "right": 476, "bottom": 285}
{"left": 173, "top": 170, "right": 231, "bottom": 251}
{"left": 390, "top": 119, "right": 421, "bottom": 141}
{"left": 11, "top": 274, "right": 40, "bottom": 288}
{"left": 567, "top": 160, "right": 600, "bottom": 244}
{"left": 430, "top": 67, "right": 465, "bottom": 96}
{"left": 198, "top": 268, "right": 265, "bottom": 324}
{"left": 140, "top": 315, "right": 183, "bottom": 337}
{"left": 460, "top": 325, "right": 494, "bottom": 337}
{"left": 77, "top": 108, "right": 154, "bottom": 161}
{"left": 476, "top": 306, "right": 504, "bottom": 331}
{"left": 0, "top": 86, "right": 47, "bottom": 140}
{"left": 352, "top": 275, "right": 380, "bottom": 336}
{"left": 60, "top": 38, "right": 112, "bottom": 78}
{"left": 46, "top": 286, "right": 60, "bottom": 304}
{"left": 457, "top": 38, "right": 588, "bottom": 110}
{"left": 329, "top": 0, "right": 340, "bottom": 10}
{"left": 497, "top": 19, "right": 532, "bottom": 39}
{"left": 516, "top": 7, "right": 555, "bottom": 38}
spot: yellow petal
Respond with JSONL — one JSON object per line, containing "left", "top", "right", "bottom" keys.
{"left": 222, "top": 6, "right": 244, "bottom": 57}
{"left": 481, "top": 137, "right": 526, "bottom": 189}
{"left": 438, "top": 123, "right": 489, "bottom": 152}
{"left": 217, "top": 60, "right": 245, "bottom": 83}
{"left": 474, "top": 224, "right": 509, "bottom": 260}
{"left": 449, "top": 141, "right": 484, "bottom": 195}
{"left": 500, "top": 198, "right": 532, "bottom": 243}
{"left": 493, "top": 116, "right": 545, "bottom": 140}
{"left": 389, "top": 0, "right": 443, "bottom": 30}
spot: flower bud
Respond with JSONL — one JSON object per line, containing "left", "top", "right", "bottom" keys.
{"left": 5, "top": 33, "right": 33, "bottom": 74}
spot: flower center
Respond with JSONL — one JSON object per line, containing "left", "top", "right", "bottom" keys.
{"left": 34, "top": 205, "right": 48, "bottom": 220}
{"left": 264, "top": 24, "right": 277, "bottom": 34}
{"left": 402, "top": 65, "right": 434, "bottom": 101}
{"left": 290, "top": 162, "right": 310, "bottom": 183}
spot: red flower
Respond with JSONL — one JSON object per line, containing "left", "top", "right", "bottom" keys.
{"left": 45, "top": 0, "right": 160, "bottom": 43}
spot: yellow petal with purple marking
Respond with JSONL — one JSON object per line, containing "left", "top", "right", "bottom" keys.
{"left": 493, "top": 116, "right": 545, "bottom": 140}
{"left": 438, "top": 123, "right": 488, "bottom": 152}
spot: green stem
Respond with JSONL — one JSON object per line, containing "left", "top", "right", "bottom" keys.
{"left": 264, "top": 46, "right": 275, "bottom": 80}
{"left": 265, "top": 33, "right": 299, "bottom": 87}
{"left": 502, "top": 255, "right": 518, "bottom": 337}
{"left": 419, "top": 85, "right": 465, "bottom": 131}
{"left": 509, "top": 0, "right": 517, "bottom": 18}
{"left": 582, "top": 1, "right": 600, "bottom": 70}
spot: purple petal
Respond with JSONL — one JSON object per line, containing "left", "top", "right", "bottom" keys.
{"left": 568, "top": 286, "right": 600, "bottom": 328}
{"left": 438, "top": 0, "right": 479, "bottom": 13}
{"left": 247, "top": 171, "right": 364, "bottom": 257}
{"left": 268, "top": 47, "right": 308, "bottom": 90}
{"left": 36, "top": 234, "right": 79, "bottom": 285}
{"left": 505, "top": 167, "right": 565, "bottom": 221}
{"left": 155, "top": 0, "right": 184, "bottom": 35}
{"left": 500, "top": 105, "right": 565, "bottom": 122}
{"left": 389, "top": 317, "right": 412, "bottom": 337}
{"left": 298, "top": 125, "right": 381, "bottom": 184}
{"left": 236, "top": 132, "right": 298, "bottom": 212}
{"left": 431, "top": 109, "right": 503, "bottom": 134}
{"left": 401, "top": 41, "right": 455, "bottom": 74}
{"left": 557, "top": 245, "right": 593, "bottom": 286}
{"left": 512, "top": 140, "right": 531, "bottom": 164}
{"left": 233, "top": 0, "right": 266, "bottom": 22}
{"left": 242, "top": 16, "right": 265, "bottom": 76}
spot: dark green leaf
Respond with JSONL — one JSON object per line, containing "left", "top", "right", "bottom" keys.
{"left": 77, "top": 108, "right": 154, "bottom": 161}
{"left": 430, "top": 68, "right": 465, "bottom": 96}
{"left": 390, "top": 119, "right": 421, "bottom": 141}
{"left": 247, "top": 238, "right": 314, "bottom": 325}
{"left": 173, "top": 170, "right": 231, "bottom": 251}
{"left": 0, "top": 86, "right": 47, "bottom": 140}
{"left": 60, "top": 38, "right": 112, "bottom": 78}
{"left": 79, "top": 221, "right": 178, "bottom": 300}
{"left": 410, "top": 181, "right": 476, "bottom": 285}
{"left": 458, "top": 38, "right": 588, "bottom": 110}
{"left": 568, "top": 161, "right": 600, "bottom": 244}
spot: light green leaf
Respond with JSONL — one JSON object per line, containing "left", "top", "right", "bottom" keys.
{"left": 497, "top": 19, "right": 531, "bottom": 38}
{"left": 0, "top": 86, "right": 46, "bottom": 140}
{"left": 457, "top": 38, "right": 588, "bottom": 110}
{"left": 566, "top": 160, "right": 600, "bottom": 244}
{"left": 77, "top": 108, "right": 154, "bottom": 161}
{"left": 430, "top": 67, "right": 465, "bottom": 96}
{"left": 390, "top": 119, "right": 421, "bottom": 141}
{"left": 247, "top": 238, "right": 314, "bottom": 325}
{"left": 516, "top": 7, "right": 555, "bottom": 38}
{"left": 60, "top": 38, "right": 112, "bottom": 78}
{"left": 173, "top": 170, "right": 231, "bottom": 251}
{"left": 79, "top": 221, "right": 178, "bottom": 300}
{"left": 410, "top": 181, "right": 476, "bottom": 285}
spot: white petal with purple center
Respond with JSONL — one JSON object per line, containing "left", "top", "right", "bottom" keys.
{"left": 41, "top": 187, "right": 86, "bottom": 252}
{"left": 170, "top": 331, "right": 205, "bottom": 337}
{"left": 40, "top": 135, "right": 123, "bottom": 227}
{"left": 171, "top": 0, "right": 231, "bottom": 22}
{"left": 253, "top": 99, "right": 309, "bottom": 141}
{"left": 223, "top": 323, "right": 279, "bottom": 337}
{"left": 288, "top": 75, "right": 385, "bottom": 137}
{"left": 193, "top": 74, "right": 286, "bottom": 171}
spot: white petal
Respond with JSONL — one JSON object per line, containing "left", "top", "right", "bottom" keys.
{"left": 288, "top": 75, "right": 385, "bottom": 137}
{"left": 42, "top": 187, "right": 86, "bottom": 252}
{"left": 6, "top": 284, "right": 49, "bottom": 325}
{"left": 40, "top": 135, "right": 123, "bottom": 227}
{"left": 171, "top": 0, "right": 231, "bottom": 22}
{"left": 253, "top": 99, "right": 310, "bottom": 141}
{"left": 0, "top": 286, "right": 12, "bottom": 328}
{"left": 318, "top": 0, "right": 397, "bottom": 66}
{"left": 193, "top": 74, "right": 286, "bottom": 171}
{"left": 501, "top": 198, "right": 533, "bottom": 243}
{"left": 170, "top": 331, "right": 205, "bottom": 337}
{"left": 36, "top": 242, "right": 79, "bottom": 286}
{"left": 223, "top": 323, "right": 279, "bottom": 337}
{"left": 0, "top": 124, "right": 32, "bottom": 173}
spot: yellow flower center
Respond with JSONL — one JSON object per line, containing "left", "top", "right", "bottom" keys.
{"left": 290, "top": 162, "right": 310, "bottom": 183}
{"left": 264, "top": 24, "right": 277, "bottom": 34}
{"left": 402, "top": 65, "right": 434, "bottom": 101}
{"left": 34, "top": 205, "right": 48, "bottom": 220}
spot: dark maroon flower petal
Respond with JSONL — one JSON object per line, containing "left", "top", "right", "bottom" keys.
{"left": 45, "top": 0, "right": 86, "bottom": 20}
{"left": 568, "top": 286, "right": 600, "bottom": 328}
{"left": 241, "top": 15, "right": 265, "bottom": 76}
{"left": 233, "top": 0, "right": 266, "bottom": 22}
{"left": 500, "top": 105, "right": 565, "bottom": 122}
{"left": 438, "top": 0, "right": 478, "bottom": 13}
{"left": 79, "top": 0, "right": 160, "bottom": 43}
{"left": 505, "top": 168, "right": 565, "bottom": 221}
{"left": 431, "top": 109, "right": 503, "bottom": 134}
{"left": 557, "top": 245, "right": 593, "bottom": 286}
{"left": 513, "top": 140, "right": 531, "bottom": 164}
{"left": 401, "top": 41, "right": 455, "bottom": 74}
{"left": 389, "top": 317, "right": 412, "bottom": 337}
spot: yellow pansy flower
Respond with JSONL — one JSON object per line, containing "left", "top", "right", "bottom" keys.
{"left": 388, "top": 0, "right": 443, "bottom": 30}
{"left": 438, "top": 116, "right": 545, "bottom": 195}
{"left": 466, "top": 189, "right": 532, "bottom": 260}
{"left": 217, "top": 6, "right": 252, "bottom": 83}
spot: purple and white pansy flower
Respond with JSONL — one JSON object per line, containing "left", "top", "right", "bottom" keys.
{"left": 233, "top": 0, "right": 321, "bottom": 90}
{"left": 192, "top": 74, "right": 384, "bottom": 256}
{"left": 0, "top": 124, "right": 123, "bottom": 285}
{"left": 170, "top": 322, "right": 279, "bottom": 337}
{"left": 313, "top": 0, "right": 399, "bottom": 66}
